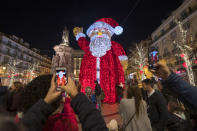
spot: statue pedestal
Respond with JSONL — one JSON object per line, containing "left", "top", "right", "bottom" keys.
{"left": 51, "top": 44, "right": 73, "bottom": 78}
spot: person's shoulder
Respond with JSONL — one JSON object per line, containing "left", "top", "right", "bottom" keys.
{"left": 120, "top": 98, "right": 134, "bottom": 104}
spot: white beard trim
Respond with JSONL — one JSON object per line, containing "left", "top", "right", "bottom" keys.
{"left": 89, "top": 34, "right": 111, "bottom": 58}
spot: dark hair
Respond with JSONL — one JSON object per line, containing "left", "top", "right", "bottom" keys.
{"left": 13, "top": 81, "right": 23, "bottom": 91}
{"left": 127, "top": 85, "right": 144, "bottom": 117}
{"left": 142, "top": 79, "right": 154, "bottom": 88}
{"left": 19, "top": 74, "right": 61, "bottom": 112}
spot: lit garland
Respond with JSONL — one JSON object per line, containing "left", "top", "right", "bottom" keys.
{"left": 7, "top": 59, "right": 21, "bottom": 87}
{"left": 129, "top": 44, "right": 147, "bottom": 80}
{"left": 27, "top": 63, "right": 39, "bottom": 82}
{"left": 173, "top": 21, "right": 195, "bottom": 86}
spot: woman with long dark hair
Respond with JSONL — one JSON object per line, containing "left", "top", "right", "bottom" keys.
{"left": 120, "top": 85, "right": 152, "bottom": 131}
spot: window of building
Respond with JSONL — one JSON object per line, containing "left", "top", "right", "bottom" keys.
{"left": 169, "top": 21, "right": 175, "bottom": 28}
{"left": 3, "top": 56, "right": 9, "bottom": 64}
{"left": 180, "top": 10, "right": 187, "bottom": 20}
{"left": 170, "top": 31, "right": 177, "bottom": 40}
{"left": 154, "top": 35, "right": 158, "bottom": 41}
{"left": 188, "top": 7, "right": 192, "bottom": 13}
{"left": 183, "top": 21, "right": 190, "bottom": 30}
{"left": 161, "top": 29, "right": 165, "bottom": 35}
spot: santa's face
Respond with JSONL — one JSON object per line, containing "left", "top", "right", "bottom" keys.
{"left": 89, "top": 28, "right": 112, "bottom": 57}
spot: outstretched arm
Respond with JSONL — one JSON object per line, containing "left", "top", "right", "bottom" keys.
{"left": 112, "top": 41, "right": 128, "bottom": 71}
{"left": 63, "top": 77, "right": 108, "bottom": 131}
{"left": 150, "top": 62, "right": 197, "bottom": 111}
{"left": 73, "top": 27, "right": 90, "bottom": 52}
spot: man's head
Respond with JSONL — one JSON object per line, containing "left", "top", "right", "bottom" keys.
{"left": 142, "top": 79, "right": 154, "bottom": 91}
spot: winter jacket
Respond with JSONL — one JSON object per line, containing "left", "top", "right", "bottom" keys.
{"left": 22, "top": 99, "right": 54, "bottom": 131}
{"left": 162, "top": 72, "right": 197, "bottom": 111}
{"left": 147, "top": 90, "right": 168, "bottom": 131}
{"left": 0, "top": 86, "right": 10, "bottom": 109}
{"left": 71, "top": 93, "right": 108, "bottom": 131}
{"left": 22, "top": 93, "right": 107, "bottom": 131}
{"left": 167, "top": 113, "right": 192, "bottom": 131}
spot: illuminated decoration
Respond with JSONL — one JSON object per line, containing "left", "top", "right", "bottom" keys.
{"left": 89, "top": 34, "right": 111, "bottom": 57}
{"left": 118, "top": 55, "right": 128, "bottom": 61}
{"left": 195, "top": 59, "right": 197, "bottom": 64}
{"left": 180, "top": 53, "right": 185, "bottom": 58}
{"left": 27, "top": 63, "right": 39, "bottom": 82}
{"left": 86, "top": 18, "right": 123, "bottom": 37}
{"left": 74, "top": 18, "right": 127, "bottom": 103}
{"left": 129, "top": 44, "right": 147, "bottom": 81}
{"left": 76, "top": 33, "right": 86, "bottom": 41}
{"left": 7, "top": 59, "right": 22, "bottom": 87}
{"left": 173, "top": 21, "right": 195, "bottom": 86}
{"left": 140, "top": 70, "right": 143, "bottom": 74}
{"left": 182, "top": 62, "right": 187, "bottom": 68}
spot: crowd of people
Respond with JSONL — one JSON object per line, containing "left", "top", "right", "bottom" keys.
{"left": 0, "top": 62, "right": 197, "bottom": 131}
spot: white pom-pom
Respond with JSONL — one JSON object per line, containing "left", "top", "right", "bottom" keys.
{"left": 114, "top": 26, "right": 123, "bottom": 35}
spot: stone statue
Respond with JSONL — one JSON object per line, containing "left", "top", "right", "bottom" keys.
{"left": 61, "top": 26, "right": 69, "bottom": 46}
{"left": 52, "top": 54, "right": 60, "bottom": 67}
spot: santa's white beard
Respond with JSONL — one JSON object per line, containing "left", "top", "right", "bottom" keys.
{"left": 89, "top": 35, "right": 111, "bottom": 57}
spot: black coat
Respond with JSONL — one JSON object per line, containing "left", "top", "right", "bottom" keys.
{"left": 22, "top": 93, "right": 108, "bottom": 131}
{"left": 0, "top": 86, "right": 10, "bottom": 109}
{"left": 147, "top": 90, "right": 168, "bottom": 131}
{"left": 95, "top": 84, "right": 101, "bottom": 96}
{"left": 167, "top": 113, "right": 192, "bottom": 131}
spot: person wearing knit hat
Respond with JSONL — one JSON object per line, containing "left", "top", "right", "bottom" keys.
{"left": 73, "top": 18, "right": 128, "bottom": 103}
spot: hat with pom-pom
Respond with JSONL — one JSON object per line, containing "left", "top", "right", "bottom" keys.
{"left": 86, "top": 18, "right": 123, "bottom": 37}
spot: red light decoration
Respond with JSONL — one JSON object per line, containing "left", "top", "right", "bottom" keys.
{"left": 180, "top": 53, "right": 185, "bottom": 58}
{"left": 195, "top": 59, "right": 197, "bottom": 64}
{"left": 140, "top": 70, "right": 143, "bottom": 74}
{"left": 8, "top": 75, "right": 11, "bottom": 78}
{"left": 182, "top": 62, "right": 187, "bottom": 68}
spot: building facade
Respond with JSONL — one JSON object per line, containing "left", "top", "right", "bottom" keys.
{"left": 0, "top": 32, "right": 52, "bottom": 81}
{"left": 151, "top": 0, "right": 197, "bottom": 84}
{"left": 72, "top": 49, "right": 84, "bottom": 81}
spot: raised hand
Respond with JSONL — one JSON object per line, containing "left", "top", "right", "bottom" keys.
{"left": 44, "top": 74, "right": 62, "bottom": 104}
{"left": 62, "top": 77, "right": 79, "bottom": 98}
{"left": 73, "top": 27, "right": 83, "bottom": 36}
{"left": 149, "top": 61, "right": 171, "bottom": 80}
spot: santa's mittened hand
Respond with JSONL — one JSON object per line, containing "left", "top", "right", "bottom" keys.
{"left": 73, "top": 27, "right": 83, "bottom": 36}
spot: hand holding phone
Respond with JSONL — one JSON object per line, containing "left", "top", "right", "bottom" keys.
{"left": 148, "top": 47, "right": 159, "bottom": 70}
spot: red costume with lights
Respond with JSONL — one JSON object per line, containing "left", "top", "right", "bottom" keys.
{"left": 75, "top": 18, "right": 128, "bottom": 103}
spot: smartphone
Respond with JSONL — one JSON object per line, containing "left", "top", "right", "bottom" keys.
{"left": 148, "top": 47, "right": 159, "bottom": 70}
{"left": 55, "top": 67, "right": 68, "bottom": 91}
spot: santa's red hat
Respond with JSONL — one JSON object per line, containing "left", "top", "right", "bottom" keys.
{"left": 86, "top": 18, "right": 123, "bottom": 37}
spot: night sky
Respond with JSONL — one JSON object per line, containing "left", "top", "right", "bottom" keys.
{"left": 0, "top": 0, "right": 183, "bottom": 56}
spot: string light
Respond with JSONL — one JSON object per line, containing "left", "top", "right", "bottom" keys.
{"left": 173, "top": 21, "right": 195, "bottom": 86}
{"left": 129, "top": 44, "right": 147, "bottom": 80}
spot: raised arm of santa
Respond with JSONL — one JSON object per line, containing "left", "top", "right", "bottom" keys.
{"left": 73, "top": 27, "right": 89, "bottom": 52}
{"left": 111, "top": 41, "right": 128, "bottom": 72}
{"left": 111, "top": 41, "right": 128, "bottom": 87}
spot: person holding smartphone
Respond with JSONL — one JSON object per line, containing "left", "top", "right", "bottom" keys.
{"left": 149, "top": 62, "right": 197, "bottom": 111}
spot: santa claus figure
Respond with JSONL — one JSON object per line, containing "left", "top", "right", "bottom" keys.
{"left": 56, "top": 71, "right": 67, "bottom": 87}
{"left": 73, "top": 18, "right": 128, "bottom": 103}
